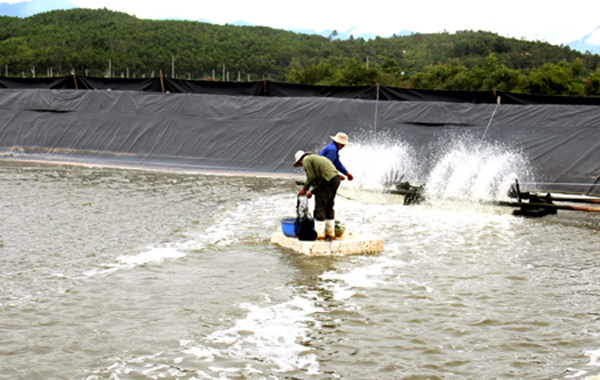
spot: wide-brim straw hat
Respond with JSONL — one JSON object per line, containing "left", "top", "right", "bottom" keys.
{"left": 293, "top": 150, "right": 311, "bottom": 167}
{"left": 331, "top": 132, "right": 351, "bottom": 145}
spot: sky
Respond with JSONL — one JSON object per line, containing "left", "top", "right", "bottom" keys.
{"left": 5, "top": 0, "right": 600, "bottom": 48}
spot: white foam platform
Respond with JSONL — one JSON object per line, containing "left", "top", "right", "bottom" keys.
{"left": 270, "top": 232, "right": 384, "bottom": 256}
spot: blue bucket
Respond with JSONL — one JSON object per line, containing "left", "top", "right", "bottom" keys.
{"left": 280, "top": 217, "right": 298, "bottom": 237}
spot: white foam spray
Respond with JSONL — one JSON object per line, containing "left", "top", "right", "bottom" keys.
{"left": 424, "top": 137, "right": 533, "bottom": 202}
{"left": 340, "top": 130, "right": 421, "bottom": 193}
{"left": 335, "top": 130, "right": 533, "bottom": 204}
{"left": 182, "top": 294, "right": 323, "bottom": 376}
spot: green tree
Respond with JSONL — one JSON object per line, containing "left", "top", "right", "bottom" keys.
{"left": 286, "top": 61, "right": 334, "bottom": 85}
{"left": 480, "top": 53, "right": 524, "bottom": 92}
{"left": 525, "top": 63, "right": 571, "bottom": 95}
{"left": 335, "top": 58, "right": 378, "bottom": 86}
{"left": 409, "top": 61, "right": 468, "bottom": 90}
{"left": 381, "top": 57, "right": 401, "bottom": 74}
{"left": 585, "top": 69, "right": 600, "bottom": 96}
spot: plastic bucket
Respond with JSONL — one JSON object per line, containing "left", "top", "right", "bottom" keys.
{"left": 280, "top": 217, "right": 297, "bottom": 237}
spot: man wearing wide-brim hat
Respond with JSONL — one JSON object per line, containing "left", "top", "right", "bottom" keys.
{"left": 293, "top": 150, "right": 341, "bottom": 240}
{"left": 319, "top": 132, "right": 354, "bottom": 181}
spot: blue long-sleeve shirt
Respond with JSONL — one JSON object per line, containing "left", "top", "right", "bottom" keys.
{"left": 319, "top": 141, "right": 348, "bottom": 175}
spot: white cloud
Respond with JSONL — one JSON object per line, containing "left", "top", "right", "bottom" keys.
{"left": 586, "top": 27, "right": 600, "bottom": 46}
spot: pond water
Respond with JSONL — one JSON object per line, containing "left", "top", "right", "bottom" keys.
{"left": 1, "top": 148, "right": 599, "bottom": 379}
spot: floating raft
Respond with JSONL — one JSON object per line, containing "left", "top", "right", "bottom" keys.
{"left": 270, "top": 232, "right": 384, "bottom": 256}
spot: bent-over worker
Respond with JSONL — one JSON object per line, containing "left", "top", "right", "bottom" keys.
{"left": 319, "top": 132, "right": 354, "bottom": 181}
{"left": 293, "top": 150, "right": 340, "bottom": 240}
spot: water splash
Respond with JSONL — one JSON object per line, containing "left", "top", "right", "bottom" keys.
{"left": 424, "top": 137, "right": 534, "bottom": 202}
{"left": 341, "top": 131, "right": 421, "bottom": 193}
{"left": 178, "top": 295, "right": 323, "bottom": 377}
{"left": 334, "top": 130, "right": 533, "bottom": 205}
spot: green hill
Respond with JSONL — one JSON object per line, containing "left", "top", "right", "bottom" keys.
{"left": 1, "top": 8, "right": 600, "bottom": 96}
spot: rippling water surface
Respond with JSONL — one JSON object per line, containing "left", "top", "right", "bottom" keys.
{"left": 1, "top": 160, "right": 600, "bottom": 380}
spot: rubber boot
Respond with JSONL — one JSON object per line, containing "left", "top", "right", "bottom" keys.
{"left": 315, "top": 220, "right": 326, "bottom": 240}
{"left": 325, "top": 219, "right": 336, "bottom": 240}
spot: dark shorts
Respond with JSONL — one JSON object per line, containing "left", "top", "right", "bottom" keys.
{"left": 314, "top": 175, "right": 341, "bottom": 221}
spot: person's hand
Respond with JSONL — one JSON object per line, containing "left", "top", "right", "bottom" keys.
{"left": 298, "top": 188, "right": 306, "bottom": 196}
{"left": 307, "top": 191, "right": 313, "bottom": 199}
{"left": 339, "top": 174, "right": 346, "bottom": 180}
{"left": 347, "top": 172, "right": 354, "bottom": 181}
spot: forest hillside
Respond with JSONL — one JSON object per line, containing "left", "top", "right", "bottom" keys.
{"left": 1, "top": 8, "right": 600, "bottom": 96}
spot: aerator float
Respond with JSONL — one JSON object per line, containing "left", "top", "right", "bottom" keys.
{"left": 500, "top": 179, "right": 600, "bottom": 217}
{"left": 388, "top": 179, "right": 600, "bottom": 218}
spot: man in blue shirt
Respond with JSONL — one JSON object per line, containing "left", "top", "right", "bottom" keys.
{"left": 320, "top": 132, "right": 354, "bottom": 181}
{"left": 318, "top": 132, "right": 354, "bottom": 239}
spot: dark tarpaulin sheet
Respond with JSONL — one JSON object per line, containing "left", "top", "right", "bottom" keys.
{"left": 378, "top": 86, "right": 498, "bottom": 103}
{"left": 0, "top": 88, "right": 599, "bottom": 194}
{"left": 265, "top": 82, "right": 378, "bottom": 99}
{"left": 76, "top": 76, "right": 163, "bottom": 92}
{"left": 0, "top": 76, "right": 77, "bottom": 89}
{"left": 164, "top": 79, "right": 265, "bottom": 96}
{"left": 3, "top": 75, "right": 600, "bottom": 106}
{"left": 377, "top": 86, "right": 600, "bottom": 106}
